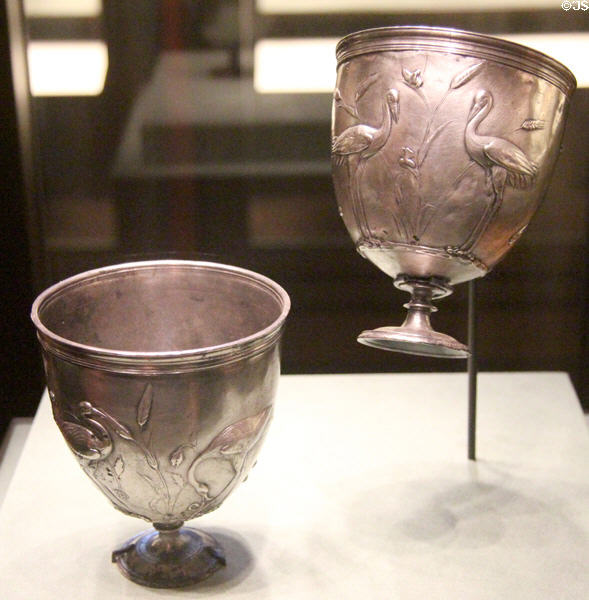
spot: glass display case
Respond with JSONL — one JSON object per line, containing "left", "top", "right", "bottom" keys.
{"left": 2, "top": 1, "right": 588, "bottom": 428}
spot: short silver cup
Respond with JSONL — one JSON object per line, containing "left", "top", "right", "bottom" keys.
{"left": 332, "top": 26, "right": 575, "bottom": 357}
{"left": 31, "top": 260, "right": 290, "bottom": 587}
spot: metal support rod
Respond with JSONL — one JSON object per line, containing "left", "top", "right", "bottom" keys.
{"left": 467, "top": 280, "right": 477, "bottom": 461}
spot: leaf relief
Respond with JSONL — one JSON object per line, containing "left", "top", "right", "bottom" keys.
{"left": 354, "top": 73, "right": 379, "bottom": 103}
{"left": 417, "top": 120, "right": 453, "bottom": 167}
{"left": 137, "top": 384, "right": 153, "bottom": 429}
{"left": 169, "top": 446, "right": 185, "bottom": 468}
{"left": 167, "top": 472, "right": 186, "bottom": 490}
{"left": 114, "top": 455, "right": 125, "bottom": 477}
{"left": 113, "top": 488, "right": 129, "bottom": 501}
{"left": 334, "top": 89, "right": 358, "bottom": 120}
{"left": 143, "top": 451, "right": 159, "bottom": 471}
{"left": 204, "top": 405, "right": 272, "bottom": 457}
{"left": 449, "top": 62, "right": 484, "bottom": 90}
{"left": 520, "top": 119, "right": 545, "bottom": 131}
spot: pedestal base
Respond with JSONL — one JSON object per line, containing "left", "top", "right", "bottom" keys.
{"left": 112, "top": 526, "right": 226, "bottom": 588}
{"left": 358, "top": 325, "right": 468, "bottom": 358}
{"left": 358, "top": 276, "right": 469, "bottom": 359}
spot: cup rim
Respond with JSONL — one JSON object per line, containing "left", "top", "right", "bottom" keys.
{"left": 336, "top": 25, "right": 576, "bottom": 97}
{"left": 31, "top": 260, "right": 291, "bottom": 372}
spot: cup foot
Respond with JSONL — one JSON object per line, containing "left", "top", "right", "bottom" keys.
{"left": 358, "top": 275, "right": 469, "bottom": 358}
{"left": 358, "top": 326, "right": 469, "bottom": 358}
{"left": 112, "top": 526, "right": 226, "bottom": 588}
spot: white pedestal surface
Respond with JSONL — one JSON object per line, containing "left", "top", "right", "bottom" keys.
{"left": 1, "top": 372, "right": 588, "bottom": 598}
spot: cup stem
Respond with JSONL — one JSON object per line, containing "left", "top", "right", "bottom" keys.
{"left": 357, "top": 276, "right": 469, "bottom": 358}
{"left": 401, "top": 281, "right": 437, "bottom": 333}
{"left": 112, "top": 524, "right": 226, "bottom": 588}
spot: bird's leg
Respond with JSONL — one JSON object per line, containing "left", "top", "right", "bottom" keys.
{"left": 490, "top": 165, "right": 507, "bottom": 199}
{"left": 346, "top": 159, "right": 361, "bottom": 233}
{"left": 459, "top": 209, "right": 488, "bottom": 254}
{"left": 355, "top": 160, "right": 373, "bottom": 243}
{"left": 348, "top": 157, "right": 369, "bottom": 245}
{"left": 460, "top": 215, "right": 485, "bottom": 253}
{"left": 452, "top": 160, "right": 477, "bottom": 189}
{"left": 468, "top": 166, "right": 506, "bottom": 247}
{"left": 459, "top": 168, "right": 506, "bottom": 253}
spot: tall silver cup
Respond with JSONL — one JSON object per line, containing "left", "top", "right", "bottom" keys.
{"left": 332, "top": 26, "right": 575, "bottom": 357}
{"left": 31, "top": 260, "right": 290, "bottom": 587}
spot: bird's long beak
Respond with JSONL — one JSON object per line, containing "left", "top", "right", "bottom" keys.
{"left": 468, "top": 100, "right": 480, "bottom": 121}
{"left": 392, "top": 101, "right": 400, "bottom": 123}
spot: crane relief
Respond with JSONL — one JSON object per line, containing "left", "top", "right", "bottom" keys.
{"left": 332, "top": 87, "right": 400, "bottom": 242}
{"left": 332, "top": 59, "right": 544, "bottom": 263}
{"left": 49, "top": 385, "right": 272, "bottom": 522}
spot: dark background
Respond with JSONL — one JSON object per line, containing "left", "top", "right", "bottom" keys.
{"left": 1, "top": 1, "right": 588, "bottom": 444}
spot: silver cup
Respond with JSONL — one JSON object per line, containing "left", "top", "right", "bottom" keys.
{"left": 332, "top": 26, "right": 575, "bottom": 357}
{"left": 31, "top": 260, "right": 290, "bottom": 587}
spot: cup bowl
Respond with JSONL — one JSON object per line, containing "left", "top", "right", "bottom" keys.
{"left": 31, "top": 260, "right": 290, "bottom": 587}
{"left": 332, "top": 26, "right": 575, "bottom": 356}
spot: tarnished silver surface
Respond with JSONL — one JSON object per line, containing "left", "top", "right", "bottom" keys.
{"left": 332, "top": 26, "right": 575, "bottom": 357}
{"left": 31, "top": 260, "right": 290, "bottom": 587}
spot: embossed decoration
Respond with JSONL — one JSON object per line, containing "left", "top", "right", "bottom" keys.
{"left": 186, "top": 405, "right": 272, "bottom": 513}
{"left": 52, "top": 386, "right": 273, "bottom": 523}
{"left": 458, "top": 89, "right": 537, "bottom": 253}
{"left": 332, "top": 86, "right": 400, "bottom": 240}
{"left": 332, "top": 59, "right": 544, "bottom": 253}
{"left": 58, "top": 401, "right": 113, "bottom": 461}
{"left": 136, "top": 383, "right": 153, "bottom": 429}
{"left": 332, "top": 26, "right": 575, "bottom": 357}
{"left": 33, "top": 259, "right": 290, "bottom": 587}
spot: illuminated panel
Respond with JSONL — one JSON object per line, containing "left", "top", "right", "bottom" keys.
{"left": 24, "top": 0, "right": 102, "bottom": 17}
{"left": 254, "top": 38, "right": 338, "bottom": 93}
{"left": 257, "top": 0, "right": 559, "bottom": 13}
{"left": 254, "top": 34, "right": 586, "bottom": 93}
{"left": 28, "top": 41, "right": 109, "bottom": 97}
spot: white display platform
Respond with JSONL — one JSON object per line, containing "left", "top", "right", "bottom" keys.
{"left": 1, "top": 372, "right": 589, "bottom": 599}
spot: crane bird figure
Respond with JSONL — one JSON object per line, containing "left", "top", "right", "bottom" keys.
{"left": 188, "top": 405, "right": 272, "bottom": 509}
{"left": 332, "top": 88, "right": 400, "bottom": 243}
{"left": 59, "top": 401, "right": 113, "bottom": 461}
{"left": 460, "top": 89, "right": 537, "bottom": 252}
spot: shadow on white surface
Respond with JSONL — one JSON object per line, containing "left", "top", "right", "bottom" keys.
{"left": 186, "top": 528, "right": 262, "bottom": 594}
{"left": 344, "top": 461, "right": 589, "bottom": 554}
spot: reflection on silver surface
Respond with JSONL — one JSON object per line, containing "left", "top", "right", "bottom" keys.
{"left": 332, "top": 26, "right": 576, "bottom": 357}
{"left": 31, "top": 260, "right": 290, "bottom": 587}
